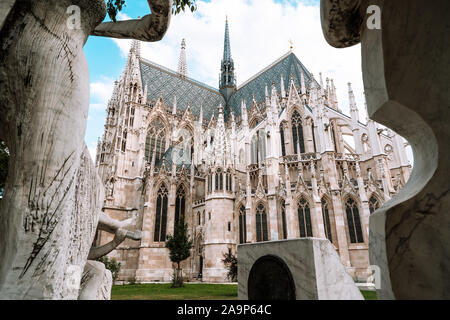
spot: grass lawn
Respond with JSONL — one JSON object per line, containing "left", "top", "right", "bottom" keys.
{"left": 112, "top": 283, "right": 238, "bottom": 300}
{"left": 112, "top": 283, "right": 377, "bottom": 300}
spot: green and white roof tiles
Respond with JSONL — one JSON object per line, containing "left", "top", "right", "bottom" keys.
{"left": 139, "top": 52, "right": 318, "bottom": 123}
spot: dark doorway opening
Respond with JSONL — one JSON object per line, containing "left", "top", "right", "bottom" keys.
{"left": 248, "top": 255, "right": 296, "bottom": 300}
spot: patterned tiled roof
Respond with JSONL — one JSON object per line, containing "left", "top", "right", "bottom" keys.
{"left": 228, "top": 52, "right": 316, "bottom": 116}
{"left": 140, "top": 52, "right": 316, "bottom": 121}
{"left": 140, "top": 58, "right": 225, "bottom": 119}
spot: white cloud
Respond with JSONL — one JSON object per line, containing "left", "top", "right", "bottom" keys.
{"left": 111, "top": 0, "right": 368, "bottom": 120}
{"left": 90, "top": 76, "right": 115, "bottom": 110}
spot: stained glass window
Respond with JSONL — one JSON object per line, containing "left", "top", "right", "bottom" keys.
{"left": 280, "top": 200, "right": 287, "bottom": 240}
{"left": 298, "top": 197, "right": 313, "bottom": 237}
{"left": 280, "top": 124, "right": 286, "bottom": 156}
{"left": 239, "top": 205, "right": 247, "bottom": 244}
{"left": 292, "top": 111, "right": 305, "bottom": 154}
{"left": 321, "top": 198, "right": 333, "bottom": 243}
{"left": 154, "top": 184, "right": 168, "bottom": 242}
{"left": 174, "top": 186, "right": 186, "bottom": 228}
{"left": 256, "top": 203, "right": 268, "bottom": 242}
{"left": 345, "top": 198, "right": 364, "bottom": 243}
{"left": 145, "top": 118, "right": 166, "bottom": 164}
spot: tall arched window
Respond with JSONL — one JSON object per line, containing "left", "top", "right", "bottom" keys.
{"left": 280, "top": 124, "right": 286, "bottom": 156}
{"left": 280, "top": 200, "right": 287, "bottom": 240}
{"left": 215, "top": 168, "right": 223, "bottom": 191}
{"left": 321, "top": 198, "right": 333, "bottom": 243}
{"left": 226, "top": 169, "right": 232, "bottom": 192}
{"left": 239, "top": 205, "right": 247, "bottom": 244}
{"left": 311, "top": 120, "right": 317, "bottom": 153}
{"left": 145, "top": 118, "right": 166, "bottom": 163}
{"left": 256, "top": 203, "right": 268, "bottom": 242}
{"left": 292, "top": 110, "right": 305, "bottom": 154}
{"left": 298, "top": 197, "right": 313, "bottom": 237}
{"left": 251, "top": 130, "right": 266, "bottom": 164}
{"left": 174, "top": 186, "right": 186, "bottom": 227}
{"left": 121, "top": 130, "right": 127, "bottom": 152}
{"left": 369, "top": 196, "right": 380, "bottom": 214}
{"left": 345, "top": 198, "right": 364, "bottom": 243}
{"left": 154, "top": 184, "right": 168, "bottom": 242}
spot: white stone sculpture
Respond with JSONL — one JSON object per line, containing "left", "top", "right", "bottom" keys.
{"left": 321, "top": 0, "right": 450, "bottom": 299}
{"left": 0, "top": 0, "right": 172, "bottom": 299}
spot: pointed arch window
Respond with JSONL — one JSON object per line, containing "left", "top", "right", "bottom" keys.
{"left": 154, "top": 184, "right": 168, "bottom": 242}
{"left": 280, "top": 124, "right": 286, "bottom": 157}
{"left": 251, "top": 130, "right": 266, "bottom": 164}
{"left": 145, "top": 118, "right": 166, "bottom": 164}
{"left": 345, "top": 198, "right": 364, "bottom": 243}
{"left": 256, "top": 203, "right": 268, "bottom": 242}
{"left": 298, "top": 197, "right": 313, "bottom": 237}
{"left": 239, "top": 205, "right": 247, "bottom": 244}
{"left": 121, "top": 130, "right": 127, "bottom": 152}
{"left": 311, "top": 120, "right": 317, "bottom": 153}
{"left": 175, "top": 186, "right": 186, "bottom": 227}
{"left": 226, "top": 169, "right": 232, "bottom": 192}
{"left": 321, "top": 198, "right": 333, "bottom": 243}
{"left": 369, "top": 196, "right": 380, "bottom": 214}
{"left": 215, "top": 168, "right": 223, "bottom": 191}
{"left": 292, "top": 110, "right": 305, "bottom": 154}
{"left": 129, "top": 106, "right": 135, "bottom": 128}
{"left": 280, "top": 200, "right": 287, "bottom": 240}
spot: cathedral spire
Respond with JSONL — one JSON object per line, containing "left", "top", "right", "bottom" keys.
{"left": 178, "top": 38, "right": 187, "bottom": 78}
{"left": 220, "top": 17, "right": 236, "bottom": 107}
{"left": 223, "top": 16, "right": 231, "bottom": 62}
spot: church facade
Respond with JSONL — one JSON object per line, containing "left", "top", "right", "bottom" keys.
{"left": 95, "top": 20, "right": 411, "bottom": 283}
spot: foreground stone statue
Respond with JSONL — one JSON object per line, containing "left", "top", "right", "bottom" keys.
{"left": 320, "top": 0, "right": 450, "bottom": 299}
{"left": 0, "top": 0, "right": 172, "bottom": 299}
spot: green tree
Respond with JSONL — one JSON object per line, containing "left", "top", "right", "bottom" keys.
{"left": 222, "top": 250, "right": 237, "bottom": 282}
{"left": 106, "top": 0, "right": 198, "bottom": 22}
{"left": 97, "top": 256, "right": 122, "bottom": 283}
{"left": 0, "top": 141, "right": 9, "bottom": 197}
{"left": 165, "top": 217, "right": 193, "bottom": 288}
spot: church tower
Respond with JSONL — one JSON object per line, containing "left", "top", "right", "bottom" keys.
{"left": 219, "top": 17, "right": 236, "bottom": 117}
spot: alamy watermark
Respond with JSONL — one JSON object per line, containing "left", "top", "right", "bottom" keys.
{"left": 66, "top": 5, "right": 81, "bottom": 30}
{"left": 367, "top": 5, "right": 382, "bottom": 30}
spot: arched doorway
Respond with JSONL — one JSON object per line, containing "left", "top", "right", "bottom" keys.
{"left": 248, "top": 255, "right": 296, "bottom": 300}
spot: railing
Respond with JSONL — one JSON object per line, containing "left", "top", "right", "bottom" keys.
{"left": 282, "top": 153, "right": 319, "bottom": 164}
{"left": 334, "top": 153, "right": 360, "bottom": 162}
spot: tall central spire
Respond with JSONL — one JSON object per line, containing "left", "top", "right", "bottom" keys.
{"left": 220, "top": 17, "right": 236, "bottom": 116}
{"left": 223, "top": 17, "right": 232, "bottom": 62}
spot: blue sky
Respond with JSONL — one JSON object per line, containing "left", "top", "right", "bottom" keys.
{"left": 84, "top": 0, "right": 412, "bottom": 164}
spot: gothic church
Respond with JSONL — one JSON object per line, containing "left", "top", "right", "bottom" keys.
{"left": 95, "top": 20, "right": 411, "bottom": 283}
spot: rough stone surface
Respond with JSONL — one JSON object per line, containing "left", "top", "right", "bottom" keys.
{"left": 320, "top": 0, "right": 450, "bottom": 299}
{"left": 78, "top": 261, "right": 113, "bottom": 300}
{"left": 238, "top": 239, "right": 363, "bottom": 300}
{"left": 0, "top": 0, "right": 171, "bottom": 300}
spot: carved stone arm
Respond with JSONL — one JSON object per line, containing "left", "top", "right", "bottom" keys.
{"left": 97, "top": 211, "right": 136, "bottom": 234}
{"left": 91, "top": 0, "right": 172, "bottom": 41}
{"left": 88, "top": 228, "right": 142, "bottom": 260}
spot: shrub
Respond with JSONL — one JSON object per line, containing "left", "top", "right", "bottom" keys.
{"left": 97, "top": 256, "right": 121, "bottom": 283}
{"left": 222, "top": 251, "right": 237, "bottom": 282}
